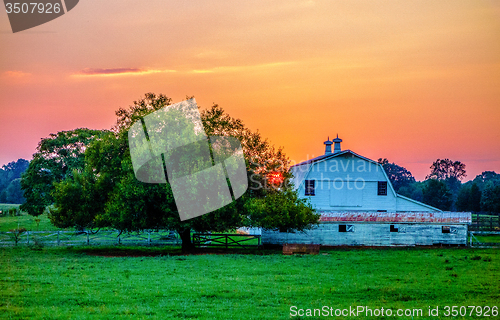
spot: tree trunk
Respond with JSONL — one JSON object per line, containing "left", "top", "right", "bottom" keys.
{"left": 178, "top": 228, "right": 194, "bottom": 253}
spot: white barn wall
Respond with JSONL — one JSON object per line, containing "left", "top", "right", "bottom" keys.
{"left": 293, "top": 152, "right": 440, "bottom": 213}
{"left": 262, "top": 222, "right": 468, "bottom": 246}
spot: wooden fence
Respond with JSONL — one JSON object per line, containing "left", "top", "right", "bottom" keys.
{"left": 0, "top": 229, "right": 180, "bottom": 247}
{"left": 192, "top": 233, "right": 261, "bottom": 249}
{"left": 469, "top": 213, "right": 500, "bottom": 231}
{"left": 469, "top": 231, "right": 500, "bottom": 248}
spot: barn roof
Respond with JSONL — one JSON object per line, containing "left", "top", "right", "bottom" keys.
{"left": 291, "top": 149, "right": 377, "bottom": 168}
{"left": 289, "top": 149, "right": 385, "bottom": 193}
{"left": 318, "top": 211, "right": 471, "bottom": 224}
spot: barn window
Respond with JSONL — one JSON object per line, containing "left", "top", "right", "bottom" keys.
{"left": 377, "top": 181, "right": 387, "bottom": 196}
{"left": 339, "top": 225, "right": 354, "bottom": 232}
{"left": 390, "top": 225, "right": 398, "bottom": 232}
{"left": 442, "top": 226, "right": 458, "bottom": 234}
{"left": 305, "top": 180, "right": 315, "bottom": 196}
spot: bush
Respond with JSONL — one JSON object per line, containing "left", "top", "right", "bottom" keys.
{"left": 9, "top": 227, "right": 27, "bottom": 245}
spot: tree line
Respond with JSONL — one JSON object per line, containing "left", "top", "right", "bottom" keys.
{"left": 0, "top": 159, "right": 29, "bottom": 204}
{"left": 379, "top": 158, "right": 500, "bottom": 214}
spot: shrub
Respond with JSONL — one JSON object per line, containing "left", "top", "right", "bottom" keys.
{"left": 9, "top": 227, "right": 27, "bottom": 245}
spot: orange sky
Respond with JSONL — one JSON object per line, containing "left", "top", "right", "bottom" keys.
{"left": 1, "top": 0, "right": 499, "bottom": 181}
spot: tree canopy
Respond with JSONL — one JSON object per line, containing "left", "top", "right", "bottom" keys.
{"left": 20, "top": 128, "right": 107, "bottom": 216}
{"left": 426, "top": 158, "right": 466, "bottom": 181}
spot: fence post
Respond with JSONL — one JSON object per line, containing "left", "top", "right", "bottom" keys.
{"left": 86, "top": 231, "right": 90, "bottom": 245}
{"left": 57, "top": 231, "right": 60, "bottom": 246}
{"left": 148, "top": 231, "right": 151, "bottom": 245}
{"left": 27, "top": 231, "right": 29, "bottom": 245}
{"left": 490, "top": 217, "right": 493, "bottom": 231}
{"left": 467, "top": 226, "right": 472, "bottom": 248}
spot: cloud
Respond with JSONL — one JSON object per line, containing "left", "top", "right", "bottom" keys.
{"left": 73, "top": 68, "right": 175, "bottom": 77}
{"left": 189, "top": 61, "right": 297, "bottom": 74}
{"left": 0, "top": 70, "right": 33, "bottom": 84}
{"left": 2, "top": 70, "right": 32, "bottom": 78}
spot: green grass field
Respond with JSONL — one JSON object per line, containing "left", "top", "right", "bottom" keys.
{"left": 0, "top": 212, "right": 66, "bottom": 232}
{"left": 1, "top": 246, "right": 499, "bottom": 319}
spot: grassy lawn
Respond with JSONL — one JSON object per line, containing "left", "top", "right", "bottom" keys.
{"left": 1, "top": 246, "right": 499, "bottom": 319}
{"left": 0, "top": 212, "right": 66, "bottom": 232}
{"left": 472, "top": 234, "right": 500, "bottom": 244}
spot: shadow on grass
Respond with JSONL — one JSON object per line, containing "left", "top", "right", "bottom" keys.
{"left": 72, "top": 245, "right": 281, "bottom": 257}
{"left": 70, "top": 243, "right": 472, "bottom": 258}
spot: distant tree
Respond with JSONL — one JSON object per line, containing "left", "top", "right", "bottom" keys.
{"left": 422, "top": 179, "right": 453, "bottom": 211}
{"left": 472, "top": 171, "right": 500, "bottom": 191}
{"left": 397, "top": 181, "right": 425, "bottom": 202}
{"left": 3, "top": 159, "right": 29, "bottom": 177}
{"left": 426, "top": 159, "right": 467, "bottom": 210}
{"left": 377, "top": 158, "right": 416, "bottom": 193}
{"left": 0, "top": 159, "right": 29, "bottom": 204}
{"left": 426, "top": 159, "right": 466, "bottom": 181}
{"left": 456, "top": 182, "right": 481, "bottom": 212}
{"left": 20, "top": 129, "right": 106, "bottom": 216}
{"left": 481, "top": 181, "right": 500, "bottom": 215}
{"left": 4, "top": 179, "right": 25, "bottom": 204}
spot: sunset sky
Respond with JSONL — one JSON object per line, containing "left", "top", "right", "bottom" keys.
{"left": 0, "top": 0, "right": 499, "bottom": 181}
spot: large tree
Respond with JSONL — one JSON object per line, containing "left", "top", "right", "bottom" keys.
{"left": 481, "top": 181, "right": 500, "bottom": 215}
{"left": 456, "top": 182, "right": 481, "bottom": 212}
{"left": 426, "top": 158, "right": 466, "bottom": 181}
{"left": 20, "top": 129, "right": 106, "bottom": 216}
{"left": 426, "top": 158, "right": 467, "bottom": 210}
{"left": 49, "top": 93, "right": 318, "bottom": 251}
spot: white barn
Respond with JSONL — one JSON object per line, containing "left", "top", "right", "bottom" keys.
{"left": 290, "top": 136, "right": 438, "bottom": 213}
{"left": 261, "top": 136, "right": 471, "bottom": 246}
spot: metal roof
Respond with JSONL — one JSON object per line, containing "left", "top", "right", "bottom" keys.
{"left": 291, "top": 149, "right": 377, "bottom": 168}
{"left": 318, "top": 211, "right": 471, "bottom": 224}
